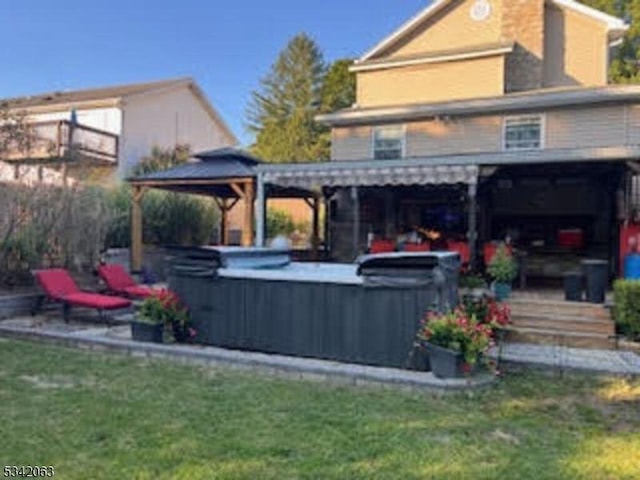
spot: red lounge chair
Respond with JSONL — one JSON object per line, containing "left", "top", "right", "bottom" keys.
{"left": 33, "top": 268, "right": 131, "bottom": 322}
{"left": 370, "top": 239, "right": 396, "bottom": 254}
{"left": 403, "top": 242, "right": 431, "bottom": 252}
{"left": 97, "top": 263, "right": 158, "bottom": 299}
{"left": 447, "top": 240, "right": 470, "bottom": 265}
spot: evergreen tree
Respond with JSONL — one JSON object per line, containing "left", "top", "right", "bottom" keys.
{"left": 580, "top": 0, "right": 640, "bottom": 82}
{"left": 247, "top": 33, "right": 327, "bottom": 162}
{"left": 320, "top": 59, "right": 356, "bottom": 114}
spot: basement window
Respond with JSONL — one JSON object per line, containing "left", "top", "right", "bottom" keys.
{"left": 504, "top": 115, "right": 544, "bottom": 151}
{"left": 373, "top": 125, "right": 405, "bottom": 160}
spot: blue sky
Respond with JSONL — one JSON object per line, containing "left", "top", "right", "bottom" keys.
{"left": 0, "top": 0, "right": 427, "bottom": 146}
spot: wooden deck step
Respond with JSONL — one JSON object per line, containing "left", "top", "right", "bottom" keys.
{"left": 508, "top": 298, "right": 611, "bottom": 320}
{"left": 507, "top": 327, "right": 616, "bottom": 350}
{"left": 504, "top": 295, "right": 616, "bottom": 349}
{"left": 510, "top": 312, "right": 614, "bottom": 335}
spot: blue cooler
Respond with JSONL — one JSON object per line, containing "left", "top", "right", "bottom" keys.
{"left": 624, "top": 253, "right": 640, "bottom": 279}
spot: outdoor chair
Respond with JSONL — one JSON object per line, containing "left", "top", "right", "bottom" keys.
{"left": 97, "top": 263, "right": 158, "bottom": 299}
{"left": 447, "top": 240, "right": 470, "bottom": 266}
{"left": 369, "top": 239, "right": 396, "bottom": 254}
{"left": 403, "top": 242, "right": 431, "bottom": 252}
{"left": 33, "top": 268, "right": 131, "bottom": 323}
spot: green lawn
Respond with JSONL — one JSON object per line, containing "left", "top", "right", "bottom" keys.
{"left": 0, "top": 339, "right": 639, "bottom": 479}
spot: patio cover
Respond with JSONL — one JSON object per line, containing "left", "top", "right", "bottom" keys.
{"left": 255, "top": 160, "right": 480, "bottom": 261}
{"left": 258, "top": 159, "right": 479, "bottom": 189}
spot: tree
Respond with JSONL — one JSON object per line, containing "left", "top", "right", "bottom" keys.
{"left": 320, "top": 59, "right": 357, "bottom": 114}
{"left": 247, "top": 33, "right": 327, "bottom": 162}
{"left": 580, "top": 0, "right": 640, "bottom": 83}
{"left": 132, "top": 144, "right": 191, "bottom": 176}
{"left": 317, "top": 59, "right": 357, "bottom": 159}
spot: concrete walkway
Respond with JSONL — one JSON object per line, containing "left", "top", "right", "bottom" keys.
{"left": 491, "top": 342, "right": 640, "bottom": 376}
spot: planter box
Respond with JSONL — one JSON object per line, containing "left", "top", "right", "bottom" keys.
{"left": 426, "top": 342, "right": 477, "bottom": 379}
{"left": 130, "top": 321, "right": 164, "bottom": 343}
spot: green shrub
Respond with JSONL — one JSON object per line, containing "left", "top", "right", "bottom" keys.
{"left": 267, "top": 209, "right": 296, "bottom": 238}
{"left": 487, "top": 245, "right": 518, "bottom": 283}
{"left": 613, "top": 279, "right": 640, "bottom": 340}
{"left": 105, "top": 186, "right": 219, "bottom": 248}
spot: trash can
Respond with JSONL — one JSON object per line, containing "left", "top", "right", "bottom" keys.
{"left": 581, "top": 259, "right": 608, "bottom": 304}
{"left": 563, "top": 271, "right": 583, "bottom": 302}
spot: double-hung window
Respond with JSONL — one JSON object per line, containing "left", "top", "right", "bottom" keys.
{"left": 373, "top": 125, "right": 404, "bottom": 160}
{"left": 504, "top": 115, "right": 544, "bottom": 151}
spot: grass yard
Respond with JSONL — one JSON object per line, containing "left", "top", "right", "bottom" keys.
{"left": 0, "top": 339, "right": 639, "bottom": 479}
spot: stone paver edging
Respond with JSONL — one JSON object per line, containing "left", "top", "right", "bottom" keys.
{"left": 0, "top": 323, "right": 495, "bottom": 394}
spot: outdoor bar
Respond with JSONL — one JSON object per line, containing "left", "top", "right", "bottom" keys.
{"left": 168, "top": 247, "right": 459, "bottom": 369}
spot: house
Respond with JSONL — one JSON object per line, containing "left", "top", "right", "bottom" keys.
{"left": 262, "top": 0, "right": 638, "bottom": 282}
{"left": 0, "top": 77, "right": 237, "bottom": 181}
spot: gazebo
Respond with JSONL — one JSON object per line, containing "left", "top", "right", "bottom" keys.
{"left": 127, "top": 148, "right": 321, "bottom": 272}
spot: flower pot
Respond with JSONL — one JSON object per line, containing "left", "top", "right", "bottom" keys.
{"left": 130, "top": 321, "right": 164, "bottom": 343}
{"left": 492, "top": 282, "right": 512, "bottom": 301}
{"left": 426, "top": 342, "right": 477, "bottom": 378}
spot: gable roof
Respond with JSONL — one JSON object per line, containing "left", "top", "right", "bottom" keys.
{"left": 1, "top": 77, "right": 238, "bottom": 146}
{"left": 359, "top": 0, "right": 628, "bottom": 62}
{"left": 1, "top": 77, "right": 191, "bottom": 110}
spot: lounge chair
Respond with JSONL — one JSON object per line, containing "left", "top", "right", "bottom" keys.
{"left": 370, "top": 239, "right": 396, "bottom": 254}
{"left": 33, "top": 268, "right": 131, "bottom": 322}
{"left": 403, "top": 242, "right": 431, "bottom": 252}
{"left": 97, "top": 263, "right": 158, "bottom": 299}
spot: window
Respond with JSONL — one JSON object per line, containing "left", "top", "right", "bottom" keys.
{"left": 373, "top": 125, "right": 404, "bottom": 160}
{"left": 504, "top": 116, "right": 543, "bottom": 150}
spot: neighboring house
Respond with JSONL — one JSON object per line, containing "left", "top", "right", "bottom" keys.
{"left": 1, "top": 77, "right": 237, "bottom": 181}
{"left": 284, "top": 0, "right": 637, "bottom": 278}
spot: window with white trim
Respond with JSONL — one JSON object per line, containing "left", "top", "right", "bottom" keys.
{"left": 373, "top": 125, "right": 404, "bottom": 160}
{"left": 504, "top": 115, "right": 543, "bottom": 150}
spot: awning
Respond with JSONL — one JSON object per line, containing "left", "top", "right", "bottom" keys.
{"left": 260, "top": 161, "right": 479, "bottom": 189}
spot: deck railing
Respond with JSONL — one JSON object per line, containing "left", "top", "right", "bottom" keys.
{"left": 3, "top": 120, "right": 118, "bottom": 164}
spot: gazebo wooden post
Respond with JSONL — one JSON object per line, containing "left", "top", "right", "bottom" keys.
{"left": 304, "top": 195, "right": 321, "bottom": 259}
{"left": 220, "top": 199, "right": 229, "bottom": 245}
{"left": 130, "top": 185, "right": 147, "bottom": 273}
{"left": 255, "top": 173, "right": 266, "bottom": 247}
{"left": 243, "top": 180, "right": 255, "bottom": 246}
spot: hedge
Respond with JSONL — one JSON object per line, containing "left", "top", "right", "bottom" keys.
{"left": 613, "top": 279, "right": 640, "bottom": 340}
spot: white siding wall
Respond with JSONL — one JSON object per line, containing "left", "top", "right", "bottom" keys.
{"left": 120, "top": 86, "right": 233, "bottom": 176}
{"left": 31, "top": 108, "right": 122, "bottom": 135}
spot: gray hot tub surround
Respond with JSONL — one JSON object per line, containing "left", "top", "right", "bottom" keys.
{"left": 167, "top": 247, "right": 459, "bottom": 369}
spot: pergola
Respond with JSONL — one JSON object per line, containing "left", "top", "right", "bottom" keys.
{"left": 127, "top": 148, "right": 320, "bottom": 272}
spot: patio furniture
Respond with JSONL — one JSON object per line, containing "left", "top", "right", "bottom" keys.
{"left": 369, "top": 239, "right": 396, "bottom": 254}
{"left": 403, "top": 242, "right": 431, "bottom": 252}
{"left": 446, "top": 240, "right": 470, "bottom": 265}
{"left": 97, "top": 263, "right": 158, "bottom": 299}
{"left": 33, "top": 268, "right": 131, "bottom": 322}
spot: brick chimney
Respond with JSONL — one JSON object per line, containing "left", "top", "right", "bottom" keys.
{"left": 502, "top": 0, "right": 545, "bottom": 92}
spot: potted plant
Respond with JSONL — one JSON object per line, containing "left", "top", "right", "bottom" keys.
{"left": 462, "top": 294, "right": 512, "bottom": 345}
{"left": 486, "top": 244, "right": 518, "bottom": 301}
{"left": 132, "top": 290, "right": 196, "bottom": 343}
{"left": 415, "top": 308, "right": 493, "bottom": 378}
{"left": 131, "top": 295, "right": 166, "bottom": 343}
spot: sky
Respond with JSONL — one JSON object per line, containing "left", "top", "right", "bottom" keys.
{"left": 0, "top": 0, "right": 427, "bottom": 147}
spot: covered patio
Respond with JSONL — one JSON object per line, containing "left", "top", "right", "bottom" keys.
{"left": 257, "top": 159, "right": 480, "bottom": 263}
{"left": 127, "top": 148, "right": 320, "bottom": 272}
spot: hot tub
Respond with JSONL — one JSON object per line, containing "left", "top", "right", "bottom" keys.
{"left": 167, "top": 247, "right": 459, "bottom": 369}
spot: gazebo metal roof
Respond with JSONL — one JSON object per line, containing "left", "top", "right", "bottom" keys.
{"left": 128, "top": 147, "right": 313, "bottom": 199}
